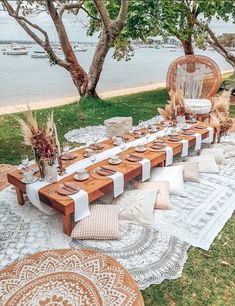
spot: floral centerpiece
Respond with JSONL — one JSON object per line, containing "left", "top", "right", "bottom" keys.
{"left": 157, "top": 89, "right": 187, "bottom": 121}
{"left": 210, "top": 90, "right": 233, "bottom": 142}
{"left": 17, "top": 109, "right": 58, "bottom": 179}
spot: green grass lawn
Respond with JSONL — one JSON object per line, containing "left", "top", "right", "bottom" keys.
{"left": 0, "top": 87, "right": 234, "bottom": 305}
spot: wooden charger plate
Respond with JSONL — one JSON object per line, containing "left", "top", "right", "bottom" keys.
{"left": 167, "top": 136, "right": 182, "bottom": 142}
{"left": 89, "top": 144, "right": 105, "bottom": 150}
{"left": 90, "top": 166, "right": 117, "bottom": 180}
{"left": 61, "top": 153, "right": 77, "bottom": 160}
{"left": 181, "top": 130, "right": 195, "bottom": 136}
{"left": 194, "top": 125, "right": 208, "bottom": 129}
{"left": 149, "top": 143, "right": 166, "bottom": 150}
{"left": 56, "top": 183, "right": 80, "bottom": 196}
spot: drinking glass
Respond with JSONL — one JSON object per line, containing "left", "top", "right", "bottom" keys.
{"left": 63, "top": 142, "right": 70, "bottom": 163}
{"left": 89, "top": 151, "right": 96, "bottom": 173}
{"left": 21, "top": 154, "right": 29, "bottom": 168}
{"left": 138, "top": 120, "right": 144, "bottom": 129}
{"left": 163, "top": 122, "right": 169, "bottom": 140}
{"left": 92, "top": 135, "right": 98, "bottom": 144}
{"left": 145, "top": 132, "right": 151, "bottom": 144}
{"left": 119, "top": 140, "right": 126, "bottom": 157}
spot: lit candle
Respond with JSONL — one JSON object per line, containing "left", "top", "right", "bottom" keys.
{"left": 53, "top": 123, "right": 61, "bottom": 156}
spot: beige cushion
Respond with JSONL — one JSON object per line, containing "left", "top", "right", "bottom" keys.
{"left": 71, "top": 205, "right": 119, "bottom": 240}
{"left": 116, "top": 190, "right": 157, "bottom": 227}
{"left": 186, "top": 155, "right": 219, "bottom": 173}
{"left": 149, "top": 165, "right": 186, "bottom": 197}
{"left": 136, "top": 181, "right": 173, "bottom": 210}
{"left": 200, "top": 148, "right": 226, "bottom": 165}
{"left": 173, "top": 162, "right": 200, "bottom": 183}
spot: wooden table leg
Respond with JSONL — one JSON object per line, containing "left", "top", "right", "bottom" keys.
{"left": 63, "top": 213, "right": 72, "bottom": 236}
{"left": 16, "top": 187, "right": 25, "bottom": 205}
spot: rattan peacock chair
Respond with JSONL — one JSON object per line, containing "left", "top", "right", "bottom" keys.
{"left": 166, "top": 55, "right": 222, "bottom": 121}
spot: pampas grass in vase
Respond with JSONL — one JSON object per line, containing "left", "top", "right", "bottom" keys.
{"left": 210, "top": 90, "right": 233, "bottom": 142}
{"left": 16, "top": 109, "right": 57, "bottom": 180}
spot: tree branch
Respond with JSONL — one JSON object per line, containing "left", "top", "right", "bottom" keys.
{"left": 81, "top": 6, "right": 100, "bottom": 21}
{"left": 93, "top": 0, "right": 111, "bottom": 29}
{"left": 115, "top": 0, "right": 129, "bottom": 27}
{"left": 2, "top": 0, "right": 69, "bottom": 69}
{"left": 59, "top": 0, "right": 84, "bottom": 18}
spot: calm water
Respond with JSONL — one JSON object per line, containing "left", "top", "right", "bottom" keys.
{"left": 0, "top": 45, "right": 233, "bottom": 107}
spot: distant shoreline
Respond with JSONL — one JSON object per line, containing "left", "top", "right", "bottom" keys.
{"left": 0, "top": 69, "right": 233, "bottom": 116}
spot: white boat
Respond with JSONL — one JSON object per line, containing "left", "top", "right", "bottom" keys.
{"left": 31, "top": 53, "right": 48, "bottom": 58}
{"left": 3, "top": 43, "right": 28, "bottom": 55}
{"left": 4, "top": 50, "right": 28, "bottom": 55}
{"left": 73, "top": 45, "right": 88, "bottom": 52}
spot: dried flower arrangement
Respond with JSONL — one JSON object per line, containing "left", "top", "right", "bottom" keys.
{"left": 16, "top": 109, "right": 57, "bottom": 178}
{"left": 210, "top": 90, "right": 233, "bottom": 142}
{"left": 157, "top": 89, "right": 187, "bottom": 120}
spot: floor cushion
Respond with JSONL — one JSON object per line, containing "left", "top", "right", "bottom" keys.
{"left": 149, "top": 165, "right": 186, "bottom": 197}
{"left": 173, "top": 162, "right": 200, "bottom": 182}
{"left": 136, "top": 181, "right": 173, "bottom": 210}
{"left": 184, "top": 99, "right": 212, "bottom": 114}
{"left": 116, "top": 190, "right": 157, "bottom": 227}
{"left": 200, "top": 148, "right": 226, "bottom": 165}
{"left": 186, "top": 155, "right": 219, "bottom": 173}
{"left": 71, "top": 204, "right": 119, "bottom": 240}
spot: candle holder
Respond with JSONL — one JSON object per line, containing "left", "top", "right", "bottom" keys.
{"left": 58, "top": 155, "right": 66, "bottom": 176}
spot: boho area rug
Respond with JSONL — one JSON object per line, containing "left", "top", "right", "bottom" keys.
{"left": 0, "top": 187, "right": 189, "bottom": 290}
{"left": 0, "top": 249, "right": 144, "bottom": 306}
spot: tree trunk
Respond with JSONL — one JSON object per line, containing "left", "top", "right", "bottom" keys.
{"left": 181, "top": 37, "right": 194, "bottom": 55}
{"left": 87, "top": 27, "right": 117, "bottom": 97}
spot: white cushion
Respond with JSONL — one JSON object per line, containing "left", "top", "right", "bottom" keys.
{"left": 149, "top": 165, "right": 186, "bottom": 197}
{"left": 186, "top": 155, "right": 219, "bottom": 173}
{"left": 184, "top": 99, "right": 212, "bottom": 114}
{"left": 117, "top": 190, "right": 157, "bottom": 227}
{"left": 173, "top": 162, "right": 200, "bottom": 182}
{"left": 200, "top": 148, "right": 226, "bottom": 165}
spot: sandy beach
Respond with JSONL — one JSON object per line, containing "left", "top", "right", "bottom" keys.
{"left": 0, "top": 81, "right": 166, "bottom": 115}
{"left": 0, "top": 69, "right": 233, "bottom": 116}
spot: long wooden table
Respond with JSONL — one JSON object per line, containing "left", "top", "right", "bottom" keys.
{"left": 7, "top": 123, "right": 216, "bottom": 235}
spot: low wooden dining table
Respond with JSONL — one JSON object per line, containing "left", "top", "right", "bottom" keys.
{"left": 7, "top": 122, "right": 216, "bottom": 235}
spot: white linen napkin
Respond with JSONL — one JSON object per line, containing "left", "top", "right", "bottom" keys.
{"left": 164, "top": 146, "right": 173, "bottom": 166}
{"left": 69, "top": 189, "right": 90, "bottom": 222}
{"left": 139, "top": 158, "right": 151, "bottom": 182}
{"left": 181, "top": 139, "right": 189, "bottom": 157}
{"left": 194, "top": 133, "right": 202, "bottom": 150}
{"left": 108, "top": 171, "right": 124, "bottom": 197}
{"left": 26, "top": 180, "right": 56, "bottom": 215}
{"left": 202, "top": 127, "right": 214, "bottom": 144}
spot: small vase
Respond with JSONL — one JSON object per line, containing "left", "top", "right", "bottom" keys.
{"left": 45, "top": 163, "right": 58, "bottom": 183}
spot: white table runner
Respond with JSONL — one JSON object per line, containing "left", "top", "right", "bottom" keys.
{"left": 180, "top": 139, "right": 189, "bottom": 157}
{"left": 202, "top": 126, "right": 214, "bottom": 144}
{"left": 194, "top": 133, "right": 202, "bottom": 150}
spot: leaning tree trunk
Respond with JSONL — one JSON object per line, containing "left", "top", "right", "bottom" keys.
{"left": 87, "top": 27, "right": 117, "bottom": 98}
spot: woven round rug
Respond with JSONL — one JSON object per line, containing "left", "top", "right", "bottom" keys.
{"left": 0, "top": 249, "right": 144, "bottom": 306}
{"left": 0, "top": 164, "right": 17, "bottom": 191}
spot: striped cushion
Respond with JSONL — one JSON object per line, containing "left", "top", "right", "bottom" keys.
{"left": 71, "top": 204, "right": 119, "bottom": 240}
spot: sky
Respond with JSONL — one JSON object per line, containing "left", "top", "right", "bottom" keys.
{"left": 0, "top": 2, "right": 234, "bottom": 42}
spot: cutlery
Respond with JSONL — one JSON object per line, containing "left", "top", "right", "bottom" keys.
{"left": 64, "top": 182, "right": 80, "bottom": 192}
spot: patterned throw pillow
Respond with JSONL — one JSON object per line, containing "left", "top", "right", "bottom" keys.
{"left": 71, "top": 204, "right": 119, "bottom": 240}
{"left": 116, "top": 190, "right": 157, "bottom": 227}
{"left": 135, "top": 181, "right": 173, "bottom": 210}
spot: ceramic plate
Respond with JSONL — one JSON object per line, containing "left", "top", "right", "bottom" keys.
{"left": 74, "top": 173, "right": 89, "bottom": 181}
{"left": 108, "top": 158, "right": 122, "bottom": 165}
{"left": 135, "top": 147, "right": 146, "bottom": 152}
